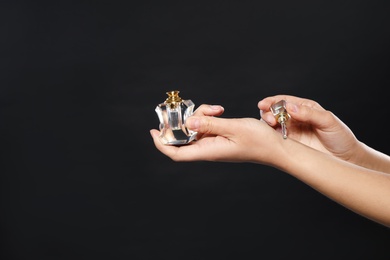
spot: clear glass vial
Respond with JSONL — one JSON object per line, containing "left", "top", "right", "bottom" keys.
{"left": 270, "top": 100, "right": 290, "bottom": 139}
{"left": 155, "top": 90, "right": 197, "bottom": 145}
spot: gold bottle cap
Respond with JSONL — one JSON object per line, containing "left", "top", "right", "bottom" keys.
{"left": 165, "top": 90, "right": 182, "bottom": 108}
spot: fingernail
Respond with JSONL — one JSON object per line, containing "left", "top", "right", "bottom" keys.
{"left": 262, "top": 114, "right": 274, "bottom": 125}
{"left": 186, "top": 117, "right": 200, "bottom": 130}
{"left": 210, "top": 105, "right": 223, "bottom": 110}
{"left": 266, "top": 114, "right": 274, "bottom": 124}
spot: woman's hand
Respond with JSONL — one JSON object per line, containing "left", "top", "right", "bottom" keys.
{"left": 258, "top": 95, "right": 360, "bottom": 163}
{"left": 150, "top": 104, "right": 283, "bottom": 165}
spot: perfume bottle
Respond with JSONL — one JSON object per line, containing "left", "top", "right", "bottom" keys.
{"left": 270, "top": 100, "right": 290, "bottom": 139}
{"left": 155, "top": 90, "right": 197, "bottom": 145}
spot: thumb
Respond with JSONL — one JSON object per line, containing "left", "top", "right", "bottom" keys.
{"left": 185, "top": 116, "right": 232, "bottom": 136}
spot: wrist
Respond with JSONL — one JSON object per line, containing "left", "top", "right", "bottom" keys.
{"left": 264, "top": 134, "right": 296, "bottom": 169}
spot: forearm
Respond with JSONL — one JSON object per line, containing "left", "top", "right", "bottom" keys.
{"left": 351, "top": 141, "right": 390, "bottom": 174}
{"left": 273, "top": 137, "right": 390, "bottom": 228}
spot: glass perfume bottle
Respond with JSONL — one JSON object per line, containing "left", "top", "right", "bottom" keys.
{"left": 270, "top": 100, "right": 290, "bottom": 139}
{"left": 155, "top": 90, "right": 197, "bottom": 145}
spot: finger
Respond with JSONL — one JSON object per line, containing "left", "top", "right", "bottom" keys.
{"left": 193, "top": 104, "right": 224, "bottom": 117}
{"left": 150, "top": 129, "right": 167, "bottom": 151}
{"left": 258, "top": 94, "right": 323, "bottom": 111}
{"left": 150, "top": 128, "right": 221, "bottom": 162}
{"left": 286, "top": 102, "right": 334, "bottom": 128}
{"left": 260, "top": 110, "right": 277, "bottom": 126}
{"left": 258, "top": 95, "right": 289, "bottom": 110}
{"left": 150, "top": 129, "right": 181, "bottom": 158}
{"left": 185, "top": 116, "right": 234, "bottom": 136}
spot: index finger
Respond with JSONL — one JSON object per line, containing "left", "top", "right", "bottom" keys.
{"left": 258, "top": 95, "right": 324, "bottom": 111}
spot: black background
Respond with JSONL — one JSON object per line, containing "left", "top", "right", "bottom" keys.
{"left": 1, "top": 1, "right": 390, "bottom": 259}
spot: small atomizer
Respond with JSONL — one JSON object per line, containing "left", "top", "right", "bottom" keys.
{"left": 155, "top": 90, "right": 197, "bottom": 145}
{"left": 270, "top": 100, "right": 290, "bottom": 139}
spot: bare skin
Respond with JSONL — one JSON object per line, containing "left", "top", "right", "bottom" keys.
{"left": 150, "top": 95, "right": 390, "bottom": 228}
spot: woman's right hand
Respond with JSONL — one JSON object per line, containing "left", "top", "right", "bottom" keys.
{"left": 258, "top": 95, "right": 361, "bottom": 164}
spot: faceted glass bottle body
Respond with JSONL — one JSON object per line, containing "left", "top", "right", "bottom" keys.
{"left": 155, "top": 91, "right": 197, "bottom": 145}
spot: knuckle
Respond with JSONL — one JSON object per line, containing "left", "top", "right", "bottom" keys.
{"left": 202, "top": 117, "right": 214, "bottom": 134}
{"left": 322, "top": 110, "right": 335, "bottom": 121}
